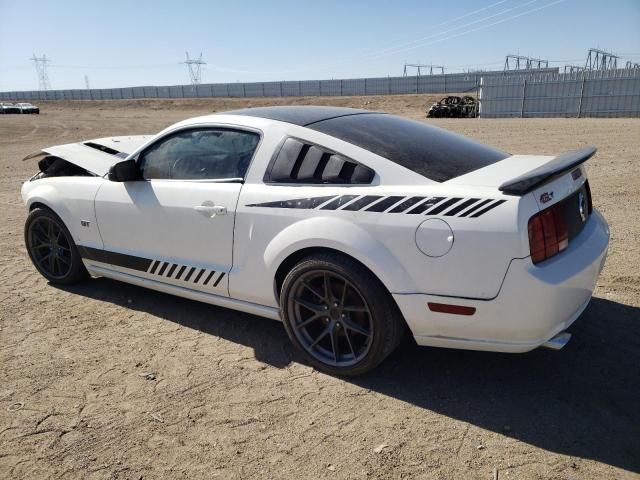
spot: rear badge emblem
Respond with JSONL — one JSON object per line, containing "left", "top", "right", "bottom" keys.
{"left": 80, "top": 220, "right": 90, "bottom": 227}
{"left": 578, "top": 191, "right": 587, "bottom": 222}
{"left": 540, "top": 192, "right": 554, "bottom": 204}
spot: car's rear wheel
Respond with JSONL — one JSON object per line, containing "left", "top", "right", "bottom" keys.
{"left": 280, "top": 253, "right": 405, "bottom": 376}
{"left": 25, "top": 207, "right": 89, "bottom": 284}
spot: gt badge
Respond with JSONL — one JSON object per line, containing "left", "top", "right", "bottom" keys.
{"left": 80, "top": 220, "right": 90, "bottom": 227}
{"left": 540, "top": 192, "right": 554, "bottom": 204}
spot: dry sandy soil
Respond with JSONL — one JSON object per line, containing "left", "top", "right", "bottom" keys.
{"left": 1, "top": 95, "right": 639, "bottom": 480}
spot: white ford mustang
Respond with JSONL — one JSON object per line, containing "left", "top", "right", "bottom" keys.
{"left": 21, "top": 106, "right": 609, "bottom": 375}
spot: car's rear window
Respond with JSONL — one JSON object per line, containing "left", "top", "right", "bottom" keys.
{"left": 307, "top": 113, "right": 510, "bottom": 182}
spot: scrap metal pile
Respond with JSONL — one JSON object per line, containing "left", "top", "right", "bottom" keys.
{"left": 426, "top": 96, "right": 477, "bottom": 118}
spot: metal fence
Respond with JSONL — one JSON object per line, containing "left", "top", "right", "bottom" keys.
{"left": 479, "top": 68, "right": 640, "bottom": 118}
{"left": 0, "top": 68, "right": 559, "bottom": 102}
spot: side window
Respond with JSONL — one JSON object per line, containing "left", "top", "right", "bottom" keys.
{"left": 264, "top": 137, "right": 375, "bottom": 184}
{"left": 139, "top": 128, "right": 260, "bottom": 180}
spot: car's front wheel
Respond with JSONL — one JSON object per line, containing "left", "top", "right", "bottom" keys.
{"left": 25, "top": 207, "right": 89, "bottom": 284}
{"left": 280, "top": 253, "right": 405, "bottom": 376}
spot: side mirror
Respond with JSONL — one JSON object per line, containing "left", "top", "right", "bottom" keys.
{"left": 108, "top": 159, "right": 140, "bottom": 182}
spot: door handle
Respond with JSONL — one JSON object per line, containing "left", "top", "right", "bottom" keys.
{"left": 194, "top": 204, "right": 227, "bottom": 218}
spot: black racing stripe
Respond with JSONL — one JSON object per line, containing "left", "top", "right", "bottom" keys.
{"left": 365, "top": 196, "right": 404, "bottom": 212}
{"left": 247, "top": 195, "right": 336, "bottom": 209}
{"left": 184, "top": 266, "right": 196, "bottom": 282}
{"left": 175, "top": 265, "right": 187, "bottom": 279}
{"left": 320, "top": 195, "right": 359, "bottom": 210}
{"left": 470, "top": 199, "right": 507, "bottom": 218}
{"left": 444, "top": 198, "right": 480, "bottom": 216}
{"left": 203, "top": 271, "right": 216, "bottom": 285}
{"left": 193, "top": 269, "right": 205, "bottom": 283}
{"left": 458, "top": 199, "right": 493, "bottom": 217}
{"left": 406, "top": 197, "right": 445, "bottom": 214}
{"left": 157, "top": 262, "right": 168, "bottom": 276}
{"left": 213, "top": 272, "right": 225, "bottom": 287}
{"left": 426, "top": 197, "right": 462, "bottom": 215}
{"left": 166, "top": 263, "right": 178, "bottom": 277}
{"left": 389, "top": 196, "right": 426, "bottom": 213}
{"left": 77, "top": 246, "right": 152, "bottom": 272}
{"left": 149, "top": 261, "right": 159, "bottom": 274}
{"left": 342, "top": 195, "right": 383, "bottom": 211}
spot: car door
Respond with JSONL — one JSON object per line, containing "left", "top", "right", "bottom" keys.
{"left": 93, "top": 126, "right": 261, "bottom": 296}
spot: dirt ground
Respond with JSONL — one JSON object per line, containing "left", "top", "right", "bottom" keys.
{"left": 1, "top": 95, "right": 639, "bottom": 480}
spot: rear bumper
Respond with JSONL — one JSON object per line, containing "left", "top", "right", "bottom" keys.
{"left": 394, "top": 209, "right": 609, "bottom": 353}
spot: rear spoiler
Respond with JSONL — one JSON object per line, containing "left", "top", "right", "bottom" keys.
{"left": 498, "top": 147, "right": 597, "bottom": 195}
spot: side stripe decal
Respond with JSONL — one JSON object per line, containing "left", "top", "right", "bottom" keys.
{"left": 77, "top": 246, "right": 152, "bottom": 272}
{"left": 320, "top": 195, "right": 359, "bottom": 210}
{"left": 426, "top": 197, "right": 462, "bottom": 215}
{"left": 342, "top": 195, "right": 383, "bottom": 211}
{"left": 203, "top": 271, "right": 216, "bottom": 286}
{"left": 470, "top": 199, "right": 506, "bottom": 218}
{"left": 407, "top": 196, "right": 444, "bottom": 214}
{"left": 444, "top": 198, "right": 479, "bottom": 216}
{"left": 246, "top": 195, "right": 337, "bottom": 209}
{"left": 78, "top": 246, "right": 226, "bottom": 290}
{"left": 213, "top": 272, "right": 226, "bottom": 287}
{"left": 247, "top": 194, "right": 507, "bottom": 218}
{"left": 365, "top": 195, "right": 404, "bottom": 212}
{"left": 389, "top": 196, "right": 426, "bottom": 213}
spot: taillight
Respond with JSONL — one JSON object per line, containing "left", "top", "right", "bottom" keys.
{"left": 528, "top": 202, "right": 568, "bottom": 264}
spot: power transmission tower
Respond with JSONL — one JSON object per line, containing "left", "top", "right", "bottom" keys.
{"left": 403, "top": 63, "right": 444, "bottom": 76}
{"left": 84, "top": 75, "right": 90, "bottom": 89}
{"left": 564, "top": 65, "right": 584, "bottom": 74}
{"left": 526, "top": 57, "right": 548, "bottom": 69}
{"left": 585, "top": 48, "right": 619, "bottom": 70}
{"left": 29, "top": 53, "right": 51, "bottom": 90}
{"left": 181, "top": 52, "right": 206, "bottom": 85}
{"left": 504, "top": 54, "right": 549, "bottom": 71}
{"left": 626, "top": 61, "right": 640, "bottom": 70}
{"left": 504, "top": 54, "right": 529, "bottom": 70}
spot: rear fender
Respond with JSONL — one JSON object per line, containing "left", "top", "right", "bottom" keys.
{"left": 263, "top": 216, "right": 415, "bottom": 294}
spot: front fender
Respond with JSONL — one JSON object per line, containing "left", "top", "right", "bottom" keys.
{"left": 21, "top": 177, "right": 105, "bottom": 250}
{"left": 22, "top": 181, "right": 74, "bottom": 226}
{"left": 263, "top": 216, "right": 415, "bottom": 294}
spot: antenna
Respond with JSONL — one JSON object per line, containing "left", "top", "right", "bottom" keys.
{"left": 181, "top": 52, "right": 206, "bottom": 85}
{"left": 84, "top": 75, "right": 90, "bottom": 89}
{"left": 29, "top": 53, "right": 51, "bottom": 90}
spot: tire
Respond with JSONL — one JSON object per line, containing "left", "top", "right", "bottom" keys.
{"left": 279, "top": 252, "right": 405, "bottom": 376}
{"left": 24, "top": 207, "right": 89, "bottom": 284}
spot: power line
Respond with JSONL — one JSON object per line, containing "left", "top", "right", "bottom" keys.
{"left": 367, "top": 0, "right": 539, "bottom": 60}
{"left": 367, "top": 0, "right": 565, "bottom": 60}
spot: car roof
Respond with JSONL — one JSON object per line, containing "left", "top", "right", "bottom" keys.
{"left": 221, "top": 105, "right": 378, "bottom": 127}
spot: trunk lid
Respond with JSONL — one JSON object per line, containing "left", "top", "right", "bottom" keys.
{"left": 447, "top": 147, "right": 596, "bottom": 199}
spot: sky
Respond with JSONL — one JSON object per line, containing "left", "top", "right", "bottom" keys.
{"left": 0, "top": 0, "right": 639, "bottom": 91}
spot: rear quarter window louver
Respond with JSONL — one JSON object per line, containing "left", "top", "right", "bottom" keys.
{"left": 265, "top": 138, "right": 375, "bottom": 185}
